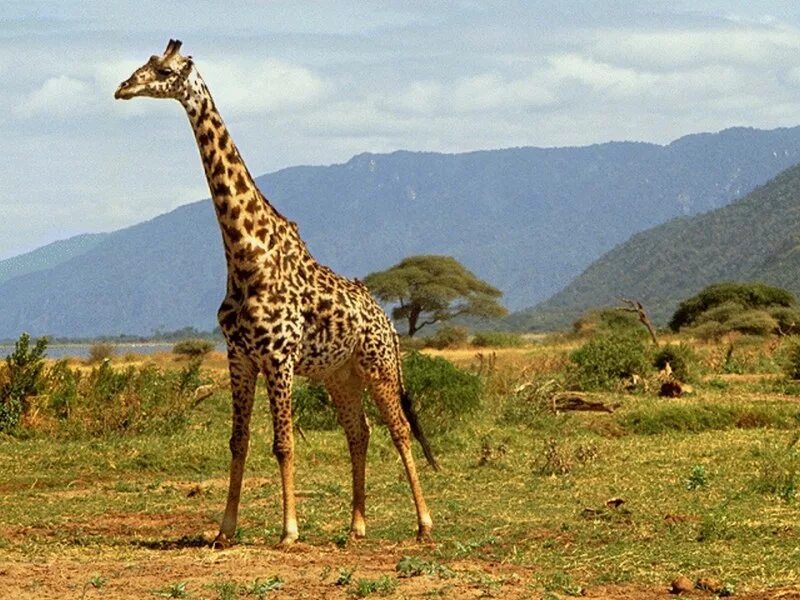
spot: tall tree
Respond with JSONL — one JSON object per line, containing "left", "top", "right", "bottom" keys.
{"left": 364, "top": 255, "right": 507, "bottom": 337}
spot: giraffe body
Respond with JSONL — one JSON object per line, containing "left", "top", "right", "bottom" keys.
{"left": 116, "top": 40, "right": 436, "bottom": 547}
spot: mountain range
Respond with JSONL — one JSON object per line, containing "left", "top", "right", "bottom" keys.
{"left": 511, "top": 159, "right": 800, "bottom": 330}
{"left": 3, "top": 126, "right": 800, "bottom": 338}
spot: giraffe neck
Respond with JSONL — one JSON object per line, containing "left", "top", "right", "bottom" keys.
{"left": 179, "top": 69, "right": 288, "bottom": 263}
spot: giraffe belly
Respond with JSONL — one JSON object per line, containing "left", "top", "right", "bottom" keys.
{"left": 295, "top": 327, "right": 359, "bottom": 378}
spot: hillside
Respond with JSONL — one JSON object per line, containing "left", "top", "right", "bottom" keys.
{"left": 3, "top": 126, "right": 800, "bottom": 338}
{"left": 512, "top": 162, "right": 800, "bottom": 330}
{"left": 0, "top": 233, "right": 109, "bottom": 285}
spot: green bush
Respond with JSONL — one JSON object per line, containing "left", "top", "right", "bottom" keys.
{"left": 770, "top": 306, "right": 800, "bottom": 335}
{"left": 423, "top": 325, "right": 469, "bottom": 349}
{"left": 172, "top": 339, "right": 215, "bottom": 358}
{"left": 670, "top": 282, "right": 795, "bottom": 331}
{"left": 292, "top": 378, "right": 338, "bottom": 431}
{"left": 653, "top": 344, "right": 699, "bottom": 382}
{"left": 573, "top": 308, "right": 645, "bottom": 338}
{"left": 0, "top": 333, "right": 48, "bottom": 432}
{"left": 402, "top": 351, "right": 483, "bottom": 434}
{"left": 471, "top": 331, "right": 524, "bottom": 348}
{"left": 725, "top": 309, "right": 778, "bottom": 336}
{"left": 86, "top": 342, "right": 116, "bottom": 365}
{"left": 784, "top": 340, "right": 800, "bottom": 380}
{"left": 568, "top": 332, "right": 651, "bottom": 391}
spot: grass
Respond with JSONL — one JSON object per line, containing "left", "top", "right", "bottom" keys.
{"left": 3, "top": 337, "right": 800, "bottom": 597}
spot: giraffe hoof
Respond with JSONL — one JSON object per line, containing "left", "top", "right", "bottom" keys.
{"left": 416, "top": 525, "right": 433, "bottom": 544}
{"left": 277, "top": 533, "right": 299, "bottom": 548}
{"left": 211, "top": 533, "right": 233, "bottom": 550}
{"left": 349, "top": 529, "right": 366, "bottom": 542}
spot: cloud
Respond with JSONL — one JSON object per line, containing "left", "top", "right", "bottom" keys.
{"left": 200, "top": 58, "right": 328, "bottom": 116}
{"left": 15, "top": 75, "right": 94, "bottom": 118}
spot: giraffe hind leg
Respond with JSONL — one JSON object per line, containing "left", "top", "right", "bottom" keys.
{"left": 324, "top": 365, "right": 370, "bottom": 539}
{"left": 367, "top": 371, "right": 433, "bottom": 542}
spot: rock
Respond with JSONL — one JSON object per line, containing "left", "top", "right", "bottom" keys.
{"left": 696, "top": 577, "right": 722, "bottom": 593}
{"left": 670, "top": 576, "right": 694, "bottom": 594}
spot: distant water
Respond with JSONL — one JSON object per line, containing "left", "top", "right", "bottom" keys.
{"left": 0, "top": 342, "right": 226, "bottom": 360}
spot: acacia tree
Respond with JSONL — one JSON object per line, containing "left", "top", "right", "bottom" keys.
{"left": 363, "top": 255, "right": 507, "bottom": 337}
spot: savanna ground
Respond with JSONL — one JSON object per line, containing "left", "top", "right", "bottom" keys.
{"left": 4, "top": 335, "right": 800, "bottom": 599}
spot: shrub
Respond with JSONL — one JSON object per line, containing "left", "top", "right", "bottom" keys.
{"left": 771, "top": 306, "right": 800, "bottom": 335}
{"left": 687, "top": 320, "right": 729, "bottom": 342}
{"left": 172, "top": 339, "right": 215, "bottom": 358}
{"left": 86, "top": 342, "right": 115, "bottom": 365}
{"left": 725, "top": 309, "right": 778, "bottom": 336}
{"left": 750, "top": 437, "right": 800, "bottom": 503}
{"left": 471, "top": 331, "right": 524, "bottom": 348}
{"left": 423, "top": 325, "right": 469, "bottom": 349}
{"left": 0, "top": 333, "right": 48, "bottom": 432}
{"left": 292, "top": 378, "right": 338, "bottom": 431}
{"left": 653, "top": 344, "right": 699, "bottom": 382}
{"left": 573, "top": 308, "right": 645, "bottom": 338}
{"left": 402, "top": 351, "right": 483, "bottom": 434}
{"left": 784, "top": 339, "right": 800, "bottom": 380}
{"left": 568, "top": 332, "right": 651, "bottom": 391}
{"left": 670, "top": 282, "right": 795, "bottom": 331}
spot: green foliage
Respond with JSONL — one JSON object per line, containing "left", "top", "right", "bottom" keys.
{"left": 245, "top": 576, "right": 283, "bottom": 598}
{"left": 395, "top": 556, "right": 454, "bottom": 579}
{"left": 157, "top": 581, "right": 188, "bottom": 598}
{"left": 572, "top": 308, "right": 644, "bottom": 337}
{"left": 568, "top": 332, "right": 651, "bottom": 391}
{"left": 725, "top": 309, "right": 778, "bottom": 336}
{"left": 784, "top": 339, "right": 800, "bottom": 380}
{"left": 770, "top": 306, "right": 800, "bottom": 334}
{"left": 292, "top": 378, "right": 338, "bottom": 431}
{"left": 618, "top": 401, "right": 800, "bottom": 435}
{"left": 685, "top": 464, "right": 708, "bottom": 490}
{"left": 349, "top": 575, "right": 397, "bottom": 597}
{"left": 363, "top": 255, "right": 506, "bottom": 336}
{"left": 402, "top": 351, "right": 483, "bottom": 434}
{"left": 0, "top": 333, "right": 48, "bottom": 432}
{"left": 172, "top": 339, "right": 215, "bottom": 358}
{"left": 750, "top": 437, "right": 800, "bottom": 503}
{"left": 471, "top": 330, "right": 524, "bottom": 348}
{"left": 670, "top": 282, "right": 795, "bottom": 331}
{"left": 87, "top": 342, "right": 116, "bottom": 365}
{"left": 423, "top": 325, "right": 469, "bottom": 349}
{"left": 653, "top": 344, "right": 699, "bottom": 382}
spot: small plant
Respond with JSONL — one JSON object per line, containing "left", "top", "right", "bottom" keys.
{"left": 536, "top": 438, "right": 573, "bottom": 476}
{"left": 349, "top": 575, "right": 397, "bottom": 597}
{"left": 86, "top": 342, "right": 116, "bottom": 365}
{"left": 0, "top": 332, "right": 48, "bottom": 432}
{"left": 697, "top": 508, "right": 734, "bottom": 542}
{"left": 213, "top": 580, "right": 238, "bottom": 600}
{"left": 685, "top": 464, "right": 708, "bottom": 490}
{"left": 751, "top": 436, "right": 800, "bottom": 503}
{"left": 173, "top": 339, "right": 215, "bottom": 359}
{"left": 89, "top": 575, "right": 107, "bottom": 589}
{"left": 335, "top": 568, "right": 354, "bottom": 586}
{"left": 396, "top": 556, "right": 454, "bottom": 578}
{"left": 245, "top": 576, "right": 282, "bottom": 598}
{"left": 568, "top": 332, "right": 651, "bottom": 391}
{"left": 157, "top": 581, "right": 188, "bottom": 598}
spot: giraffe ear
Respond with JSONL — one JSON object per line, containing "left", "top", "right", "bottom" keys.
{"left": 164, "top": 39, "right": 183, "bottom": 56}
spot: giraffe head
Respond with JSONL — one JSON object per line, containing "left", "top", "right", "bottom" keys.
{"left": 114, "top": 39, "right": 194, "bottom": 101}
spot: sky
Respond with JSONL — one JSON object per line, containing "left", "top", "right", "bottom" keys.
{"left": 4, "top": 1, "right": 800, "bottom": 259}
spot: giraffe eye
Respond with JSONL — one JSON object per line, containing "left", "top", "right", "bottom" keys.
{"left": 157, "top": 68, "right": 174, "bottom": 77}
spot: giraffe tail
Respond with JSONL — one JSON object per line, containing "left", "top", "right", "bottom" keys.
{"left": 400, "top": 389, "right": 440, "bottom": 471}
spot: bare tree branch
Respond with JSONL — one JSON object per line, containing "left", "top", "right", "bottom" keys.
{"left": 617, "top": 297, "right": 658, "bottom": 345}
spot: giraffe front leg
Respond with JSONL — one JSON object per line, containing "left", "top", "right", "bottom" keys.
{"left": 266, "top": 361, "right": 299, "bottom": 546}
{"left": 213, "top": 351, "right": 257, "bottom": 550}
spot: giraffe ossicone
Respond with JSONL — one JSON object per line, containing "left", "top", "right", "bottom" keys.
{"left": 115, "top": 39, "right": 438, "bottom": 547}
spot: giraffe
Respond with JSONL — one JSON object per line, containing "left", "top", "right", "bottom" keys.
{"left": 115, "top": 40, "right": 438, "bottom": 548}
